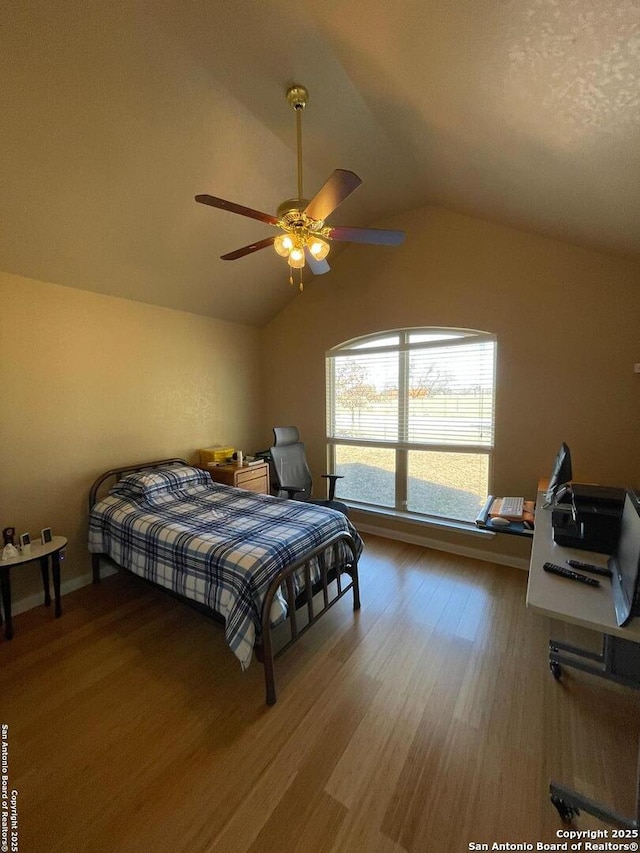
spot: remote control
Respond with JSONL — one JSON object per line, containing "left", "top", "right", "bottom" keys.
{"left": 565, "top": 560, "right": 611, "bottom": 578}
{"left": 543, "top": 562, "right": 600, "bottom": 586}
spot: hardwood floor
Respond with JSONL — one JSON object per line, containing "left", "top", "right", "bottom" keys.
{"left": 2, "top": 533, "right": 639, "bottom": 852}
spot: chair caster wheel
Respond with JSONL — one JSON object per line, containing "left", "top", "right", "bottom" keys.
{"left": 551, "top": 794, "right": 580, "bottom": 822}
{"left": 550, "top": 661, "right": 562, "bottom": 681}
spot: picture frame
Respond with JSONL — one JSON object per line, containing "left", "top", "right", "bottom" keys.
{"left": 41, "top": 527, "right": 53, "bottom": 545}
{"left": 19, "top": 532, "right": 31, "bottom": 548}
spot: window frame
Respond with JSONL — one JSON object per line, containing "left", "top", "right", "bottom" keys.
{"left": 326, "top": 327, "right": 496, "bottom": 523}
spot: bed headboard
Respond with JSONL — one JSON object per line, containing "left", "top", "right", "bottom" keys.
{"left": 88, "top": 458, "right": 189, "bottom": 509}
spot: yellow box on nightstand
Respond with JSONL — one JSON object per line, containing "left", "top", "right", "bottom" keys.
{"left": 199, "top": 447, "right": 234, "bottom": 467}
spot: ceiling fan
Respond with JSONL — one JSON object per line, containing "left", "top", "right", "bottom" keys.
{"left": 195, "top": 84, "right": 405, "bottom": 291}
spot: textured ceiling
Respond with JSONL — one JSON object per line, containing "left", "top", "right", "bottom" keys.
{"left": 1, "top": 0, "right": 638, "bottom": 326}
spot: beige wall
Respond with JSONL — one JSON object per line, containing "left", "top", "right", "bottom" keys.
{"left": 261, "top": 206, "right": 640, "bottom": 564}
{"left": 1, "top": 271, "right": 262, "bottom": 607}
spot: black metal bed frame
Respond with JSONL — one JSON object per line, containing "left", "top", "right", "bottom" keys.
{"left": 88, "top": 458, "right": 361, "bottom": 706}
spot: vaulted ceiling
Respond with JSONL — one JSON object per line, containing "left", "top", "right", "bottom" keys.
{"left": 2, "top": 0, "right": 638, "bottom": 325}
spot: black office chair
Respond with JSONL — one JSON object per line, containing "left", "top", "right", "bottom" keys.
{"left": 269, "top": 426, "right": 349, "bottom": 515}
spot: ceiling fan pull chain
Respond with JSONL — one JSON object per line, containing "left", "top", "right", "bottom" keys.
{"left": 299, "top": 270, "right": 304, "bottom": 292}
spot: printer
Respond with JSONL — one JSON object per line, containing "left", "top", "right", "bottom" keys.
{"left": 552, "top": 483, "right": 625, "bottom": 554}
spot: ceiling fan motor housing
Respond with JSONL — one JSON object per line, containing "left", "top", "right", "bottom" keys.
{"left": 277, "top": 198, "right": 310, "bottom": 225}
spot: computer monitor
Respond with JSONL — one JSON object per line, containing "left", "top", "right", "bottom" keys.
{"left": 544, "top": 442, "right": 573, "bottom": 506}
{"left": 610, "top": 490, "right": 640, "bottom": 627}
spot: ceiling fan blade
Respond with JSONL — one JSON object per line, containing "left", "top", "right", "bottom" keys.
{"left": 304, "top": 246, "right": 331, "bottom": 275}
{"left": 304, "top": 170, "right": 362, "bottom": 222}
{"left": 221, "top": 236, "right": 275, "bottom": 260}
{"left": 195, "top": 194, "right": 278, "bottom": 226}
{"left": 327, "top": 225, "right": 405, "bottom": 246}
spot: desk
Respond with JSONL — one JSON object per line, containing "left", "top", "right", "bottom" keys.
{"left": 0, "top": 535, "right": 67, "bottom": 640}
{"left": 527, "top": 494, "right": 640, "bottom": 827}
{"left": 528, "top": 492, "right": 640, "bottom": 680}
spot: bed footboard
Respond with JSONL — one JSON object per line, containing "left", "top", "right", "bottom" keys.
{"left": 258, "top": 531, "right": 360, "bottom": 706}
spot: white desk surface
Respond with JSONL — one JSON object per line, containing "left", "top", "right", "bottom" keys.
{"left": 526, "top": 492, "right": 640, "bottom": 641}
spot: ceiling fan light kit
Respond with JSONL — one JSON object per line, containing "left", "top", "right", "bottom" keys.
{"left": 308, "top": 237, "right": 330, "bottom": 260}
{"left": 273, "top": 233, "right": 295, "bottom": 257}
{"left": 195, "top": 84, "right": 405, "bottom": 292}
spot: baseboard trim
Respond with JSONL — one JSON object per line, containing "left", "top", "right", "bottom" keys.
{"left": 356, "top": 521, "right": 530, "bottom": 572}
{"left": 11, "top": 562, "right": 118, "bottom": 617}
{"left": 10, "top": 533, "right": 527, "bottom": 617}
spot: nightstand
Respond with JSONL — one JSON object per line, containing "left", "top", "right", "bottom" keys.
{"left": 204, "top": 462, "right": 269, "bottom": 495}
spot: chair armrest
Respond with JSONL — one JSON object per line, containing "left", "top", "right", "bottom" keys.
{"left": 321, "top": 474, "right": 344, "bottom": 501}
{"left": 278, "top": 485, "right": 306, "bottom": 499}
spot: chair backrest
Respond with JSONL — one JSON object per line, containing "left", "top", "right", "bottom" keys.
{"left": 270, "top": 426, "right": 313, "bottom": 500}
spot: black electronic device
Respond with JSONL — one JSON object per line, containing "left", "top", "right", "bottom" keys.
{"left": 566, "top": 560, "right": 612, "bottom": 578}
{"left": 552, "top": 483, "right": 625, "bottom": 553}
{"left": 544, "top": 443, "right": 573, "bottom": 507}
{"left": 543, "top": 562, "right": 600, "bottom": 586}
{"left": 609, "top": 490, "right": 640, "bottom": 627}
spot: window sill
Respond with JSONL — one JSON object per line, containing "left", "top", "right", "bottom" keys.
{"left": 344, "top": 502, "right": 494, "bottom": 538}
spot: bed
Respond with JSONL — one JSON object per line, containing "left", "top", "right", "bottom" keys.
{"left": 88, "top": 459, "right": 362, "bottom": 705}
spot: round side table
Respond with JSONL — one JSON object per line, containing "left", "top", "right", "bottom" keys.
{"left": 0, "top": 535, "right": 67, "bottom": 640}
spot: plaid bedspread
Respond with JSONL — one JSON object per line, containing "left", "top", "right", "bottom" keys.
{"left": 89, "top": 479, "right": 362, "bottom": 669}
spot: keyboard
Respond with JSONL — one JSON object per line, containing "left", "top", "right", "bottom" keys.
{"left": 499, "top": 496, "right": 524, "bottom": 517}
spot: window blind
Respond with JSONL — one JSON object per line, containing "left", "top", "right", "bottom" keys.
{"left": 327, "top": 331, "right": 495, "bottom": 449}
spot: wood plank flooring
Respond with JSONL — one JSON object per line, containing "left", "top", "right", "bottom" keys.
{"left": 1, "top": 533, "right": 639, "bottom": 852}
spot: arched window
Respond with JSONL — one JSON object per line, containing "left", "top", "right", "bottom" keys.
{"left": 326, "top": 328, "right": 496, "bottom": 524}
